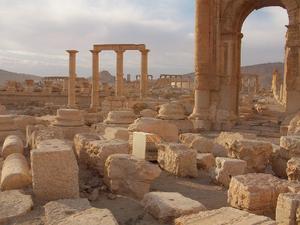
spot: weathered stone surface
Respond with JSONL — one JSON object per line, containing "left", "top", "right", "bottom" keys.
{"left": 271, "top": 144, "right": 288, "bottom": 178}
{"left": 288, "top": 112, "right": 300, "bottom": 135}
{"left": 86, "top": 139, "right": 130, "bottom": 175}
{"left": 0, "top": 190, "right": 33, "bottom": 224}
{"left": 163, "top": 120, "right": 194, "bottom": 134}
{"left": 73, "top": 133, "right": 102, "bottom": 164}
{"left": 196, "top": 153, "right": 215, "bottom": 171}
{"left": 104, "top": 154, "right": 161, "bottom": 199}
{"left": 180, "top": 133, "right": 214, "bottom": 154}
{"left": 140, "top": 109, "right": 157, "bottom": 118}
{"left": 142, "top": 192, "right": 206, "bottom": 224}
{"left": 104, "top": 127, "right": 129, "bottom": 141}
{"left": 0, "top": 115, "right": 17, "bottom": 131}
{"left": 44, "top": 198, "right": 91, "bottom": 225}
{"left": 1, "top": 153, "right": 31, "bottom": 190}
{"left": 214, "top": 132, "right": 244, "bottom": 150}
{"left": 132, "top": 132, "right": 162, "bottom": 161}
{"left": 280, "top": 136, "right": 300, "bottom": 157}
{"left": 57, "top": 208, "right": 119, "bottom": 225}
{"left": 175, "top": 207, "right": 276, "bottom": 225}
{"left": 31, "top": 139, "right": 79, "bottom": 201}
{"left": 228, "top": 139, "right": 273, "bottom": 172}
{"left": 104, "top": 111, "right": 137, "bottom": 125}
{"left": 211, "top": 157, "right": 246, "bottom": 187}
{"left": 128, "top": 118, "right": 179, "bottom": 142}
{"left": 287, "top": 157, "right": 300, "bottom": 181}
{"left": 2, "top": 135, "right": 23, "bottom": 159}
{"left": 158, "top": 102, "right": 186, "bottom": 120}
{"left": 157, "top": 143, "right": 198, "bottom": 178}
{"left": 276, "top": 193, "right": 300, "bottom": 225}
{"left": 53, "top": 109, "right": 85, "bottom": 127}
{"left": 228, "top": 173, "right": 289, "bottom": 215}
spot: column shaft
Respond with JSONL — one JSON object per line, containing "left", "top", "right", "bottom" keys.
{"left": 115, "top": 50, "right": 125, "bottom": 97}
{"left": 140, "top": 49, "right": 149, "bottom": 98}
{"left": 66, "top": 50, "right": 78, "bottom": 108}
{"left": 90, "top": 50, "right": 100, "bottom": 111}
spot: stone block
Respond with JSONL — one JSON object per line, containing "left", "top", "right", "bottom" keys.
{"left": 86, "top": 139, "right": 130, "bottom": 176}
{"left": 196, "top": 153, "right": 215, "bottom": 171}
{"left": 1, "top": 153, "right": 31, "bottom": 190}
{"left": 104, "top": 110, "right": 137, "bottom": 125}
{"left": 211, "top": 157, "right": 246, "bottom": 187}
{"left": 280, "top": 136, "right": 300, "bottom": 157}
{"left": 180, "top": 133, "right": 214, "bottom": 154}
{"left": 104, "top": 127, "right": 129, "bottom": 141}
{"left": 142, "top": 192, "right": 206, "bottom": 224}
{"left": 276, "top": 193, "right": 300, "bottom": 225}
{"left": 271, "top": 144, "right": 288, "bottom": 178}
{"left": 287, "top": 157, "right": 300, "bottom": 181}
{"left": 175, "top": 207, "right": 276, "bottom": 225}
{"left": 0, "top": 190, "right": 33, "bottom": 224}
{"left": 157, "top": 103, "right": 186, "bottom": 120}
{"left": 157, "top": 143, "right": 197, "bottom": 177}
{"left": 31, "top": 139, "right": 79, "bottom": 201}
{"left": 228, "top": 139, "right": 273, "bottom": 172}
{"left": 104, "top": 154, "right": 161, "bottom": 199}
{"left": 228, "top": 173, "right": 289, "bottom": 215}
{"left": 132, "top": 132, "right": 162, "bottom": 161}
{"left": 128, "top": 117, "right": 179, "bottom": 142}
{"left": 1, "top": 135, "right": 23, "bottom": 159}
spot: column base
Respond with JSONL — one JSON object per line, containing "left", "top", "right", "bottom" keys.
{"left": 190, "top": 119, "right": 211, "bottom": 131}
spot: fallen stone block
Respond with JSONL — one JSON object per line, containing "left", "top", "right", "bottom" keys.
{"left": 228, "top": 173, "right": 289, "bottom": 215}
{"left": 180, "top": 133, "right": 214, "bottom": 154}
{"left": 142, "top": 192, "right": 206, "bottom": 224}
{"left": 287, "top": 157, "right": 300, "bottom": 181}
{"left": 44, "top": 198, "right": 91, "bottom": 225}
{"left": 86, "top": 139, "right": 130, "bottom": 176}
{"left": 1, "top": 135, "right": 23, "bottom": 159}
{"left": 140, "top": 109, "right": 157, "bottom": 118}
{"left": 197, "top": 153, "right": 215, "bottom": 171}
{"left": 57, "top": 208, "right": 119, "bottom": 225}
{"left": 104, "top": 127, "right": 129, "bottom": 141}
{"left": 157, "top": 143, "right": 198, "bottom": 178}
{"left": 31, "top": 139, "right": 79, "bottom": 201}
{"left": 228, "top": 139, "right": 273, "bottom": 172}
{"left": 280, "top": 136, "right": 300, "bottom": 157}
{"left": 104, "top": 111, "right": 137, "bottom": 125}
{"left": 276, "top": 193, "right": 300, "bottom": 225}
{"left": 104, "top": 154, "right": 161, "bottom": 199}
{"left": 271, "top": 144, "right": 288, "bottom": 178}
{"left": 0, "top": 190, "right": 33, "bottom": 224}
{"left": 211, "top": 157, "right": 246, "bottom": 187}
{"left": 1, "top": 153, "right": 31, "bottom": 190}
{"left": 175, "top": 207, "right": 276, "bottom": 225}
{"left": 132, "top": 132, "right": 162, "bottom": 161}
{"left": 128, "top": 117, "right": 179, "bottom": 142}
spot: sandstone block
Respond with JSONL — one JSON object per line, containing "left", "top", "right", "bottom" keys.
{"left": 104, "top": 127, "right": 129, "bottom": 141}
{"left": 104, "top": 154, "right": 161, "bottom": 199}
{"left": 157, "top": 143, "right": 197, "bottom": 177}
{"left": 31, "top": 139, "right": 79, "bottom": 201}
{"left": 1, "top": 135, "right": 23, "bottom": 159}
{"left": 104, "top": 111, "right": 137, "bottom": 125}
{"left": 212, "top": 157, "right": 246, "bottom": 187}
{"left": 175, "top": 207, "right": 276, "bottom": 225}
{"left": 128, "top": 118, "right": 179, "bottom": 142}
{"left": 271, "top": 144, "right": 288, "bottom": 178}
{"left": 287, "top": 157, "right": 300, "bottom": 181}
{"left": 44, "top": 198, "right": 91, "bottom": 225}
{"left": 1, "top": 153, "right": 31, "bottom": 190}
{"left": 158, "top": 103, "right": 186, "bottom": 120}
{"left": 228, "top": 139, "right": 273, "bottom": 172}
{"left": 142, "top": 192, "right": 206, "bottom": 224}
{"left": 228, "top": 173, "right": 289, "bottom": 215}
{"left": 86, "top": 139, "right": 130, "bottom": 175}
{"left": 53, "top": 109, "right": 85, "bottom": 127}
{"left": 140, "top": 109, "right": 157, "bottom": 118}
{"left": 57, "top": 208, "right": 119, "bottom": 225}
{"left": 196, "top": 153, "right": 215, "bottom": 171}
{"left": 180, "top": 133, "right": 214, "bottom": 154}
{"left": 0, "top": 190, "right": 33, "bottom": 224}
{"left": 132, "top": 132, "right": 162, "bottom": 161}
{"left": 276, "top": 193, "right": 300, "bottom": 225}
{"left": 280, "top": 136, "right": 300, "bottom": 157}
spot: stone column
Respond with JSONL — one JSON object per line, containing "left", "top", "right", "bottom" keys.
{"left": 115, "top": 49, "right": 125, "bottom": 97}
{"left": 90, "top": 50, "right": 100, "bottom": 112}
{"left": 66, "top": 50, "right": 78, "bottom": 108}
{"left": 140, "top": 49, "right": 149, "bottom": 98}
{"left": 189, "top": 0, "right": 212, "bottom": 130}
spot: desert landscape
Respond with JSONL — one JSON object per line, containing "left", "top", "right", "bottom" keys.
{"left": 0, "top": 0, "right": 300, "bottom": 225}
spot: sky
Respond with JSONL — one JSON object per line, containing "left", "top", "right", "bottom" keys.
{"left": 0, "top": 0, "right": 289, "bottom": 78}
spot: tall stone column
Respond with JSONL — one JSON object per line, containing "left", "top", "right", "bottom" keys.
{"left": 189, "top": 0, "right": 212, "bottom": 130}
{"left": 90, "top": 50, "right": 100, "bottom": 112}
{"left": 140, "top": 49, "right": 149, "bottom": 98}
{"left": 66, "top": 50, "right": 78, "bottom": 108}
{"left": 115, "top": 49, "right": 125, "bottom": 97}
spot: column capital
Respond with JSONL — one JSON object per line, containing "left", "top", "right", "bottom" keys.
{"left": 140, "top": 49, "right": 150, "bottom": 54}
{"left": 90, "top": 50, "right": 101, "bottom": 54}
{"left": 66, "top": 50, "right": 79, "bottom": 54}
{"left": 115, "top": 49, "right": 126, "bottom": 54}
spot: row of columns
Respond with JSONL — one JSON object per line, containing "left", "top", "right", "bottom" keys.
{"left": 66, "top": 48, "right": 150, "bottom": 112}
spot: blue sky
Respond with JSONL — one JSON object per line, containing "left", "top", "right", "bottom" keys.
{"left": 0, "top": 0, "right": 288, "bottom": 77}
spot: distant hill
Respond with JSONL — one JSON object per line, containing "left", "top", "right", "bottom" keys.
{"left": 183, "top": 62, "right": 284, "bottom": 88}
{"left": 0, "top": 69, "right": 41, "bottom": 85}
{"left": 100, "top": 70, "right": 115, "bottom": 84}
